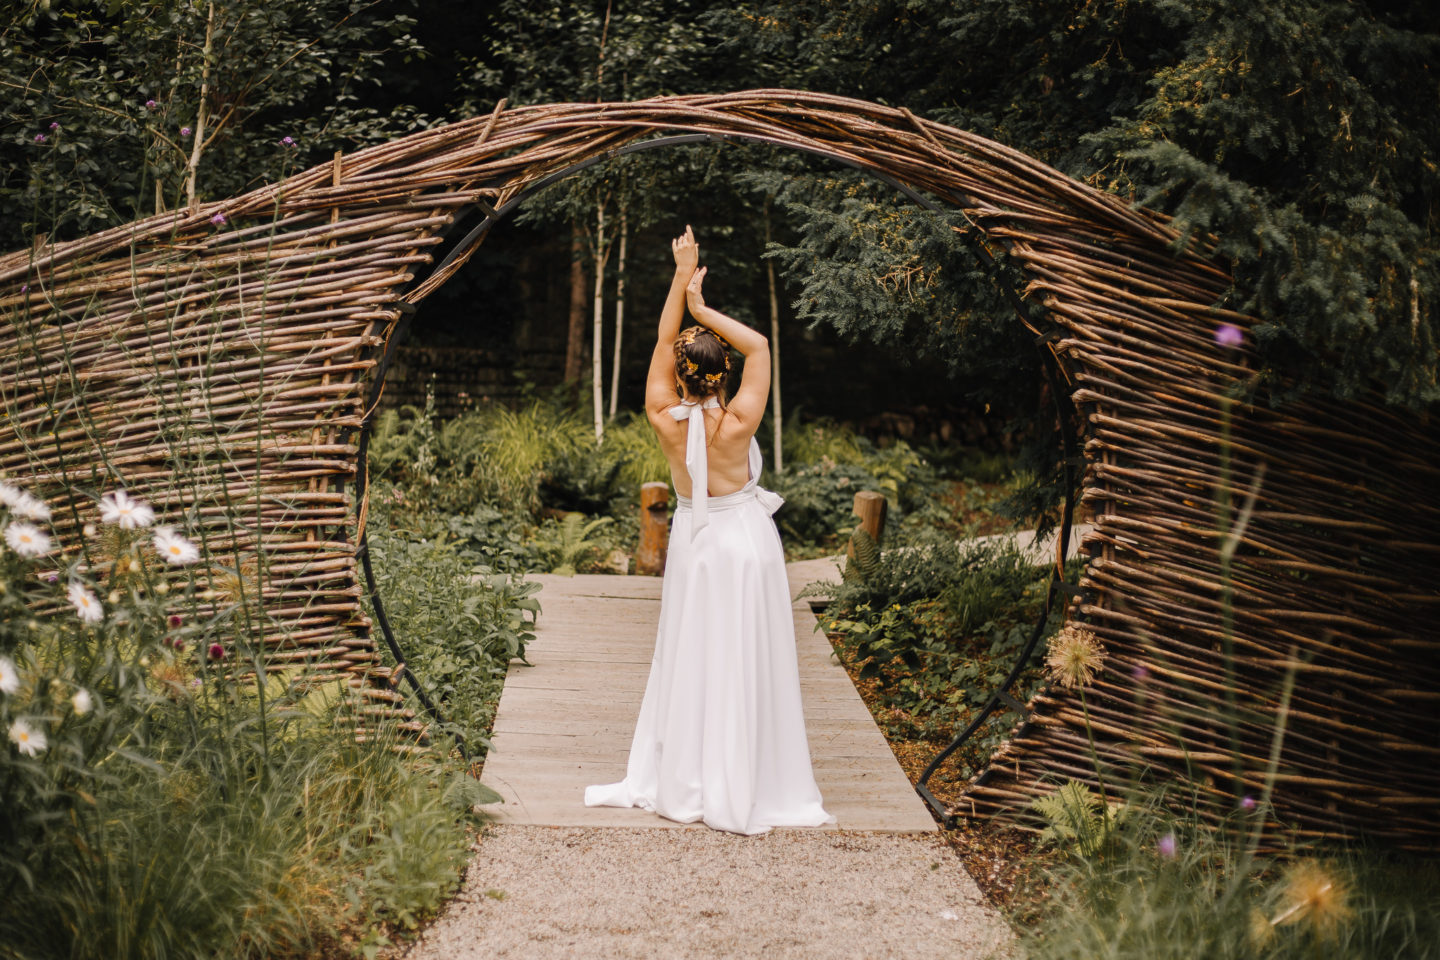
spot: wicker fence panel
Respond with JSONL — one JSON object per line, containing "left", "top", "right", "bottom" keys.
{"left": 1, "top": 91, "right": 1435, "bottom": 846}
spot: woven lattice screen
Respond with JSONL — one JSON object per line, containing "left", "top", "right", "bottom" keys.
{"left": 2, "top": 91, "right": 1435, "bottom": 847}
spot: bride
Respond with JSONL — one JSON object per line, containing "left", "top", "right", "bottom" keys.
{"left": 583, "top": 226, "right": 835, "bottom": 835}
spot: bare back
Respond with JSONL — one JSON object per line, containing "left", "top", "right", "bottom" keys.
{"left": 648, "top": 402, "right": 757, "bottom": 498}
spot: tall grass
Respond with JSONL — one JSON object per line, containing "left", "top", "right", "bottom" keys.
{"left": 1022, "top": 792, "right": 1440, "bottom": 960}
{"left": 2, "top": 715, "right": 474, "bottom": 959}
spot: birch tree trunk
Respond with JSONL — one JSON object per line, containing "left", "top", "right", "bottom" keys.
{"left": 609, "top": 203, "right": 628, "bottom": 421}
{"left": 565, "top": 223, "right": 587, "bottom": 383}
{"left": 591, "top": 199, "right": 607, "bottom": 445}
{"left": 765, "top": 202, "right": 784, "bottom": 473}
{"left": 184, "top": 2, "right": 216, "bottom": 210}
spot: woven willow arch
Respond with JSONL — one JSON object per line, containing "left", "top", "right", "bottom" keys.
{"left": 2, "top": 91, "right": 1435, "bottom": 848}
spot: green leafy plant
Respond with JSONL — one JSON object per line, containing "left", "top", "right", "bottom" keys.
{"left": 531, "top": 512, "right": 615, "bottom": 577}
{"left": 1030, "top": 779, "right": 1130, "bottom": 859}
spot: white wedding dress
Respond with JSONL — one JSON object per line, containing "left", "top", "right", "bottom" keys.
{"left": 583, "top": 398, "right": 835, "bottom": 835}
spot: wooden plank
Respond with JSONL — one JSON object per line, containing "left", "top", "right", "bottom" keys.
{"left": 478, "top": 563, "right": 936, "bottom": 834}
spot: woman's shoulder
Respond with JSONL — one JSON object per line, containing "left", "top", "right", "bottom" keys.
{"left": 646, "top": 399, "right": 685, "bottom": 426}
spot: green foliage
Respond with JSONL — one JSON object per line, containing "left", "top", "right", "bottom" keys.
{"left": 1023, "top": 795, "right": 1440, "bottom": 960}
{"left": 770, "top": 458, "right": 884, "bottom": 545}
{"left": 813, "top": 529, "right": 1067, "bottom": 762}
{"left": 530, "top": 512, "right": 615, "bottom": 577}
{"left": 0, "top": 492, "right": 479, "bottom": 958}
{"left": 720, "top": 0, "right": 1440, "bottom": 409}
{"left": 841, "top": 525, "right": 880, "bottom": 585}
{"left": 370, "top": 393, "right": 594, "bottom": 517}
{"left": 1030, "top": 779, "right": 1130, "bottom": 859}
{"left": 0, "top": 0, "right": 426, "bottom": 240}
{"left": 363, "top": 486, "right": 540, "bottom": 747}
{"left": 601, "top": 411, "right": 673, "bottom": 492}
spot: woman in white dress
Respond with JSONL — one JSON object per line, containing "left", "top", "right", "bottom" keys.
{"left": 583, "top": 226, "right": 835, "bottom": 835}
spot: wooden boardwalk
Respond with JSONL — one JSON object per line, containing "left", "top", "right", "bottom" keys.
{"left": 478, "top": 558, "right": 937, "bottom": 832}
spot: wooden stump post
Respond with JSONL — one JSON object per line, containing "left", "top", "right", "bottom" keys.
{"left": 849, "top": 490, "right": 888, "bottom": 554}
{"left": 636, "top": 482, "right": 670, "bottom": 575}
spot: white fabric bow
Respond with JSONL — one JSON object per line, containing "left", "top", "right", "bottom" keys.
{"left": 669, "top": 397, "right": 720, "bottom": 536}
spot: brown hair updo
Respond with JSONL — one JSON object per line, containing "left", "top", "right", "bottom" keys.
{"left": 673, "top": 327, "right": 732, "bottom": 399}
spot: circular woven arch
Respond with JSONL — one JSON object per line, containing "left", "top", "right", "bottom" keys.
{"left": 2, "top": 91, "right": 1436, "bottom": 847}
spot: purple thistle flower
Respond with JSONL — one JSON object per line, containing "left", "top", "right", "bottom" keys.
{"left": 1131, "top": 663, "right": 1150, "bottom": 681}
{"left": 34, "top": 134, "right": 46, "bottom": 143}
{"left": 19, "top": 284, "right": 27, "bottom": 293}
{"left": 1215, "top": 323, "right": 1244, "bottom": 348}
{"left": 49, "top": 122, "right": 59, "bottom": 131}
{"left": 207, "top": 642, "right": 225, "bottom": 661}
{"left": 169, "top": 614, "right": 183, "bottom": 628}
{"left": 210, "top": 211, "right": 227, "bottom": 226}
{"left": 1240, "top": 795, "right": 1257, "bottom": 811}
{"left": 180, "top": 126, "right": 192, "bottom": 137}
{"left": 280, "top": 136, "right": 295, "bottom": 147}
{"left": 45, "top": 573, "right": 58, "bottom": 584}
{"left": 145, "top": 99, "right": 157, "bottom": 109}
{"left": 1157, "top": 832, "right": 1178, "bottom": 858}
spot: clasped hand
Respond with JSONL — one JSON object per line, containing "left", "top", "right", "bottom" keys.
{"left": 672, "top": 225, "right": 706, "bottom": 314}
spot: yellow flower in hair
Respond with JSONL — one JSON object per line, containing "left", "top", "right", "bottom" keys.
{"left": 685, "top": 359, "right": 699, "bottom": 374}
{"left": 705, "top": 371, "right": 724, "bottom": 383}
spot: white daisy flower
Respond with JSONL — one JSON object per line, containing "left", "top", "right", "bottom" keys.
{"left": 152, "top": 527, "right": 200, "bottom": 566}
{"left": 71, "top": 689, "right": 93, "bottom": 715}
{"left": 12, "top": 493, "right": 50, "bottom": 522}
{"left": 0, "top": 481, "right": 23, "bottom": 509}
{"left": 98, "top": 489, "right": 154, "bottom": 529}
{"left": 68, "top": 582, "right": 103, "bottom": 623}
{"left": 4, "top": 521, "right": 51, "bottom": 557}
{"left": 9, "top": 718, "right": 47, "bottom": 757}
{"left": 0, "top": 655, "right": 18, "bottom": 695}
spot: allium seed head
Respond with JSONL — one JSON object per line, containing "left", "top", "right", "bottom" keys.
{"left": 1275, "top": 861, "right": 1352, "bottom": 940}
{"left": 1045, "top": 625, "right": 1106, "bottom": 689}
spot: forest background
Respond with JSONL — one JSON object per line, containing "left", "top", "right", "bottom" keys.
{"left": 3, "top": 0, "right": 1436, "bottom": 461}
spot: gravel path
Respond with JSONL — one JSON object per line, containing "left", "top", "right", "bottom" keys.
{"left": 398, "top": 825, "right": 1012, "bottom": 960}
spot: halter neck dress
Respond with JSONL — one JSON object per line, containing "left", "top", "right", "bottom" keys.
{"left": 583, "top": 397, "right": 834, "bottom": 835}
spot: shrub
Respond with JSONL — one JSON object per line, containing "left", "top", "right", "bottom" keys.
{"left": 362, "top": 490, "right": 539, "bottom": 750}
{"left": 0, "top": 481, "right": 481, "bottom": 958}
{"left": 1022, "top": 792, "right": 1440, "bottom": 960}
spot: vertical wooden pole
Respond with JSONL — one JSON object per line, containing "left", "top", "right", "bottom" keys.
{"left": 851, "top": 490, "right": 887, "bottom": 546}
{"left": 636, "top": 482, "right": 670, "bottom": 575}
{"left": 765, "top": 200, "right": 783, "bottom": 473}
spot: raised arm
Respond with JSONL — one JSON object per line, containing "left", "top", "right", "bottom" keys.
{"left": 645, "top": 226, "right": 699, "bottom": 415}
{"left": 685, "top": 266, "right": 770, "bottom": 427}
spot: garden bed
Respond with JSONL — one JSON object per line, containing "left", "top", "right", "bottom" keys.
{"left": 820, "top": 604, "right": 1052, "bottom": 918}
